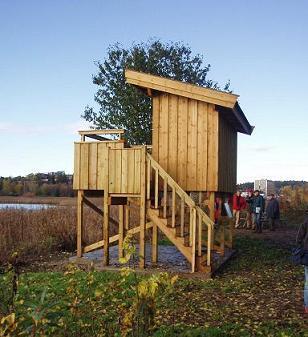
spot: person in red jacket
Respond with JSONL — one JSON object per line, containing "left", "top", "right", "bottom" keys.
{"left": 233, "top": 190, "right": 247, "bottom": 228}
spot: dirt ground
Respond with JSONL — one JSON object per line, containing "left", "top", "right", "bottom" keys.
{"left": 16, "top": 225, "right": 300, "bottom": 275}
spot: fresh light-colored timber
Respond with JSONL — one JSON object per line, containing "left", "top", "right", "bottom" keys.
{"left": 125, "top": 70, "right": 238, "bottom": 108}
{"left": 73, "top": 69, "right": 253, "bottom": 274}
{"left": 77, "top": 190, "right": 84, "bottom": 257}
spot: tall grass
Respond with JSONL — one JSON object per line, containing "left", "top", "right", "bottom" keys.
{"left": 0, "top": 206, "right": 119, "bottom": 263}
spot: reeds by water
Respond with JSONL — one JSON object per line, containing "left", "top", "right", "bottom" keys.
{"left": 0, "top": 206, "right": 118, "bottom": 263}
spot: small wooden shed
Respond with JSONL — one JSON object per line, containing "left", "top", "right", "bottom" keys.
{"left": 126, "top": 70, "right": 253, "bottom": 195}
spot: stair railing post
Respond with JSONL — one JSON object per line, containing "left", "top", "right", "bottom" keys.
{"left": 198, "top": 211, "right": 202, "bottom": 257}
{"left": 189, "top": 207, "right": 193, "bottom": 246}
{"left": 180, "top": 199, "right": 185, "bottom": 237}
{"left": 146, "top": 156, "right": 151, "bottom": 201}
{"left": 171, "top": 187, "right": 176, "bottom": 228}
{"left": 163, "top": 178, "right": 167, "bottom": 218}
{"left": 207, "top": 224, "right": 212, "bottom": 266}
{"left": 191, "top": 208, "right": 196, "bottom": 273}
{"left": 154, "top": 168, "right": 159, "bottom": 209}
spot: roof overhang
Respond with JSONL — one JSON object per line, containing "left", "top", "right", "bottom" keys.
{"left": 125, "top": 69, "right": 254, "bottom": 135}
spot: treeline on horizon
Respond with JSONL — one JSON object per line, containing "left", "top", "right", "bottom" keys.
{"left": 237, "top": 180, "right": 308, "bottom": 191}
{"left": 0, "top": 172, "right": 307, "bottom": 199}
{"left": 0, "top": 171, "right": 74, "bottom": 197}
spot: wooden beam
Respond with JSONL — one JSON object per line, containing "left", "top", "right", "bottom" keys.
{"left": 83, "top": 222, "right": 154, "bottom": 254}
{"left": 103, "top": 195, "right": 109, "bottom": 266}
{"left": 103, "top": 148, "right": 110, "bottom": 266}
{"left": 147, "top": 88, "right": 152, "bottom": 97}
{"left": 139, "top": 147, "right": 146, "bottom": 269}
{"left": 79, "top": 129, "right": 125, "bottom": 136}
{"left": 77, "top": 190, "right": 84, "bottom": 257}
{"left": 118, "top": 205, "right": 124, "bottom": 259}
{"left": 125, "top": 204, "right": 129, "bottom": 231}
{"left": 84, "top": 234, "right": 119, "bottom": 253}
{"left": 152, "top": 223, "right": 158, "bottom": 264}
{"left": 85, "top": 134, "right": 109, "bottom": 141}
{"left": 83, "top": 196, "right": 119, "bottom": 226}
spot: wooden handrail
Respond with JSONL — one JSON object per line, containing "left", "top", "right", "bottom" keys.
{"left": 146, "top": 154, "right": 214, "bottom": 268}
{"left": 147, "top": 154, "right": 195, "bottom": 208}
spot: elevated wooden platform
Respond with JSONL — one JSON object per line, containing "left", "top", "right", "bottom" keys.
{"left": 73, "top": 130, "right": 235, "bottom": 273}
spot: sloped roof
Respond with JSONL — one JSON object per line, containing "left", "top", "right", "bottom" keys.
{"left": 125, "top": 69, "right": 254, "bottom": 135}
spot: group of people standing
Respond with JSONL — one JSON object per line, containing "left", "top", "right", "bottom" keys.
{"left": 232, "top": 189, "right": 280, "bottom": 233}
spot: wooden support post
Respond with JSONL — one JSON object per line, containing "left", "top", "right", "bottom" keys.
{"left": 191, "top": 208, "right": 196, "bottom": 273}
{"left": 118, "top": 205, "right": 124, "bottom": 259}
{"left": 198, "top": 192, "right": 203, "bottom": 206}
{"left": 208, "top": 192, "right": 215, "bottom": 221}
{"left": 139, "top": 147, "right": 146, "bottom": 269}
{"left": 77, "top": 190, "right": 84, "bottom": 258}
{"left": 208, "top": 192, "right": 215, "bottom": 249}
{"left": 103, "top": 148, "right": 110, "bottom": 266}
{"left": 103, "top": 194, "right": 110, "bottom": 266}
{"left": 152, "top": 223, "right": 158, "bottom": 264}
{"left": 125, "top": 204, "right": 129, "bottom": 231}
{"left": 220, "top": 224, "right": 225, "bottom": 256}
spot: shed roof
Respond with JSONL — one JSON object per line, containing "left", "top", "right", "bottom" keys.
{"left": 125, "top": 69, "right": 254, "bottom": 135}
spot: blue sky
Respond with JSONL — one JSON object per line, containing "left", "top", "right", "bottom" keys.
{"left": 0, "top": 0, "right": 307, "bottom": 182}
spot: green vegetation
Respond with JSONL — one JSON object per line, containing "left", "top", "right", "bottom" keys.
{"left": 82, "top": 39, "right": 230, "bottom": 145}
{"left": 0, "top": 172, "right": 74, "bottom": 197}
{"left": 1, "top": 237, "right": 306, "bottom": 336}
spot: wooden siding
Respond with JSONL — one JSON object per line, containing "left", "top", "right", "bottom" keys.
{"left": 152, "top": 93, "right": 219, "bottom": 192}
{"left": 73, "top": 142, "right": 143, "bottom": 194}
{"left": 218, "top": 114, "right": 237, "bottom": 193}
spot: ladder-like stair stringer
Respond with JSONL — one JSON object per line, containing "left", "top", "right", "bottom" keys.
{"left": 146, "top": 153, "right": 215, "bottom": 272}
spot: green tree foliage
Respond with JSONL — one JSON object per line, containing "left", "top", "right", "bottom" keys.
{"left": 82, "top": 39, "right": 230, "bottom": 144}
{"left": 0, "top": 172, "right": 74, "bottom": 197}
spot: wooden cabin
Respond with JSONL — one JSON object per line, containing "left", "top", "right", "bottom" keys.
{"left": 73, "top": 70, "right": 253, "bottom": 274}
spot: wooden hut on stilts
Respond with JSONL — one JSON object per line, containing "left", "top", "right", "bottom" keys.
{"left": 73, "top": 70, "right": 253, "bottom": 274}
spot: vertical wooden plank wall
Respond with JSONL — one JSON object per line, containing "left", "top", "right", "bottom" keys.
{"left": 218, "top": 115, "right": 237, "bottom": 192}
{"left": 73, "top": 142, "right": 142, "bottom": 194}
{"left": 152, "top": 93, "right": 219, "bottom": 192}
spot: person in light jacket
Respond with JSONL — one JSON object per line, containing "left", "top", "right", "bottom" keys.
{"left": 296, "top": 210, "right": 308, "bottom": 314}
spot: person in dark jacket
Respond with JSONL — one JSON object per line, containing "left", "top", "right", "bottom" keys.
{"left": 244, "top": 190, "right": 254, "bottom": 229}
{"left": 266, "top": 194, "right": 280, "bottom": 231}
{"left": 251, "top": 190, "right": 264, "bottom": 233}
{"left": 296, "top": 210, "right": 308, "bottom": 314}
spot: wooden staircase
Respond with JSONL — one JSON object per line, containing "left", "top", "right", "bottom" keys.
{"left": 146, "top": 153, "right": 214, "bottom": 273}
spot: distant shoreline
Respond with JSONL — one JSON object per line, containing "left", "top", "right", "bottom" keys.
{"left": 0, "top": 196, "right": 76, "bottom": 206}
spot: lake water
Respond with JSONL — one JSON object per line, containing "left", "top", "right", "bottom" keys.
{"left": 0, "top": 203, "right": 55, "bottom": 210}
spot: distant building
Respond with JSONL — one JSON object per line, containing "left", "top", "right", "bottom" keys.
{"left": 254, "top": 179, "right": 275, "bottom": 198}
